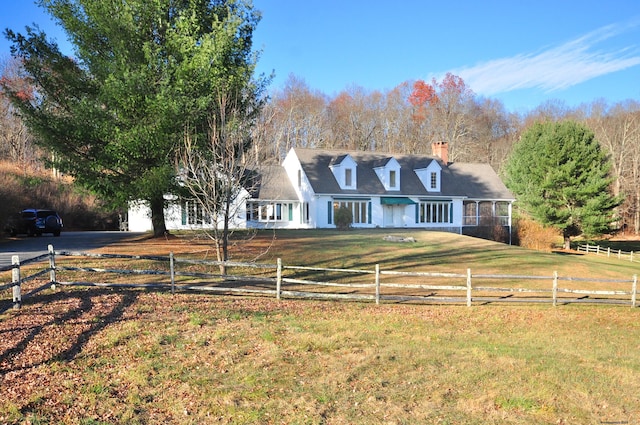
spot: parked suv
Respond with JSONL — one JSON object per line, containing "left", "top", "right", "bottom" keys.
{"left": 5, "top": 209, "right": 63, "bottom": 237}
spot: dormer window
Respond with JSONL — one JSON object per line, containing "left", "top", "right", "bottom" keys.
{"left": 374, "top": 157, "right": 401, "bottom": 191}
{"left": 345, "top": 168, "right": 353, "bottom": 186}
{"left": 415, "top": 159, "right": 442, "bottom": 192}
{"left": 329, "top": 154, "right": 358, "bottom": 190}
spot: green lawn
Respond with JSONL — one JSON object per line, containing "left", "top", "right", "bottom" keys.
{"left": 1, "top": 230, "right": 639, "bottom": 424}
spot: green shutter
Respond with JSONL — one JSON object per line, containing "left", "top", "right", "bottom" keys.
{"left": 368, "top": 202, "right": 372, "bottom": 224}
{"left": 181, "top": 202, "right": 187, "bottom": 225}
{"left": 450, "top": 203, "right": 453, "bottom": 223}
{"left": 288, "top": 204, "right": 293, "bottom": 221}
{"left": 415, "top": 204, "right": 419, "bottom": 223}
{"left": 328, "top": 201, "right": 332, "bottom": 224}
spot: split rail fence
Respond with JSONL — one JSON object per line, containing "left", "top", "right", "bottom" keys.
{"left": 1, "top": 244, "right": 638, "bottom": 310}
{"left": 576, "top": 243, "right": 638, "bottom": 263}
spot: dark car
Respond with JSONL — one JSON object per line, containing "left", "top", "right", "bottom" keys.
{"left": 5, "top": 209, "right": 63, "bottom": 237}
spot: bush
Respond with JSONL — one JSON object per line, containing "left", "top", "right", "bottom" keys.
{"left": 334, "top": 207, "right": 353, "bottom": 231}
{"left": 513, "top": 216, "right": 560, "bottom": 251}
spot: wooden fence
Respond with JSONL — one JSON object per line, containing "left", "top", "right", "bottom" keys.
{"left": 1, "top": 244, "right": 638, "bottom": 310}
{"left": 576, "top": 243, "right": 637, "bottom": 263}
{"left": 0, "top": 251, "right": 53, "bottom": 310}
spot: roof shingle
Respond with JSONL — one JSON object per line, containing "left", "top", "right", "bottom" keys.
{"left": 293, "top": 148, "right": 514, "bottom": 200}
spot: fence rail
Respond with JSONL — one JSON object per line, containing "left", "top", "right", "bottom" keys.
{"left": 576, "top": 243, "right": 637, "bottom": 263}
{"left": 1, "top": 244, "right": 638, "bottom": 310}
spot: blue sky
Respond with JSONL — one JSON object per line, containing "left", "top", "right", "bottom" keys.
{"left": 2, "top": 1, "right": 640, "bottom": 113}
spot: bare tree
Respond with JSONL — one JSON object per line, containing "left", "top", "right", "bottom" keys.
{"left": 628, "top": 119, "right": 640, "bottom": 234}
{"left": 379, "top": 81, "right": 417, "bottom": 153}
{"left": 586, "top": 100, "right": 640, "bottom": 234}
{"left": 407, "top": 74, "right": 476, "bottom": 161}
{"left": 327, "top": 90, "right": 359, "bottom": 150}
{"left": 466, "top": 97, "right": 519, "bottom": 169}
{"left": 260, "top": 74, "right": 328, "bottom": 159}
{"left": 177, "top": 90, "right": 261, "bottom": 272}
{"left": 326, "top": 85, "right": 383, "bottom": 151}
{"left": 0, "top": 56, "right": 39, "bottom": 170}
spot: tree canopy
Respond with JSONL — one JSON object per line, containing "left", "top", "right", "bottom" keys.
{"left": 503, "top": 120, "right": 621, "bottom": 249}
{"left": 2, "top": 0, "right": 267, "bottom": 236}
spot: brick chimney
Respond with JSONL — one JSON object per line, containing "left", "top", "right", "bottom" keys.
{"left": 431, "top": 141, "right": 449, "bottom": 164}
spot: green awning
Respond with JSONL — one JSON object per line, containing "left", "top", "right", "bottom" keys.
{"left": 380, "top": 197, "right": 416, "bottom": 205}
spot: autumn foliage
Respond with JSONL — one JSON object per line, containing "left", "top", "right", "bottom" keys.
{"left": 0, "top": 60, "right": 35, "bottom": 103}
{"left": 513, "top": 216, "right": 561, "bottom": 251}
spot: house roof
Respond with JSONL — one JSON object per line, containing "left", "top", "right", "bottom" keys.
{"left": 446, "top": 162, "right": 515, "bottom": 199}
{"left": 249, "top": 165, "right": 299, "bottom": 201}
{"left": 293, "top": 148, "right": 514, "bottom": 200}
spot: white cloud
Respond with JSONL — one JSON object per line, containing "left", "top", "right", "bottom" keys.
{"left": 449, "top": 21, "right": 640, "bottom": 96}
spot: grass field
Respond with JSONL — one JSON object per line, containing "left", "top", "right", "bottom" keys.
{"left": 1, "top": 230, "right": 639, "bottom": 424}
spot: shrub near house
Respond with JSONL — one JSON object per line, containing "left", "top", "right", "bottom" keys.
{"left": 334, "top": 207, "right": 353, "bottom": 230}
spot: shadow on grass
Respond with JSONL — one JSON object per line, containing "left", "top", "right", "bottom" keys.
{"left": 0, "top": 288, "right": 139, "bottom": 375}
{"left": 552, "top": 250, "right": 585, "bottom": 256}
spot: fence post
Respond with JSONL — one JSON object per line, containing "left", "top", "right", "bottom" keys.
{"left": 466, "top": 268, "right": 472, "bottom": 307}
{"left": 276, "top": 258, "right": 282, "bottom": 300}
{"left": 632, "top": 274, "right": 637, "bottom": 308}
{"left": 375, "top": 264, "right": 380, "bottom": 305}
{"left": 552, "top": 271, "right": 558, "bottom": 307}
{"left": 12, "top": 255, "right": 21, "bottom": 309}
{"left": 607, "top": 247, "right": 611, "bottom": 258}
{"left": 170, "top": 252, "right": 175, "bottom": 295}
{"left": 48, "top": 244, "right": 56, "bottom": 290}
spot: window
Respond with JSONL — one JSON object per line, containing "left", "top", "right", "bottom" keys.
{"left": 345, "top": 168, "right": 353, "bottom": 187}
{"left": 495, "top": 202, "right": 510, "bottom": 225}
{"left": 389, "top": 170, "right": 397, "bottom": 188}
{"left": 430, "top": 172, "right": 437, "bottom": 189}
{"left": 246, "top": 202, "right": 259, "bottom": 221}
{"left": 262, "top": 203, "right": 282, "bottom": 221}
{"left": 182, "top": 201, "right": 209, "bottom": 225}
{"left": 463, "top": 201, "right": 510, "bottom": 226}
{"left": 246, "top": 202, "right": 290, "bottom": 222}
{"left": 417, "top": 201, "right": 451, "bottom": 224}
{"left": 302, "top": 202, "right": 310, "bottom": 223}
{"left": 332, "top": 200, "right": 370, "bottom": 224}
{"left": 463, "top": 201, "right": 478, "bottom": 225}
{"left": 479, "top": 201, "right": 493, "bottom": 226}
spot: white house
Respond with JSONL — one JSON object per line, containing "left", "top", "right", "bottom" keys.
{"left": 128, "top": 143, "right": 515, "bottom": 235}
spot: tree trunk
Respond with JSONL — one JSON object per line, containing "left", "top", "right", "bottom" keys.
{"left": 636, "top": 187, "right": 640, "bottom": 235}
{"left": 149, "top": 195, "right": 167, "bottom": 238}
{"left": 563, "top": 232, "right": 571, "bottom": 250}
{"left": 218, "top": 192, "right": 232, "bottom": 275}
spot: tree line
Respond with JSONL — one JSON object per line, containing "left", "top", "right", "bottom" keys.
{"left": 252, "top": 74, "right": 640, "bottom": 236}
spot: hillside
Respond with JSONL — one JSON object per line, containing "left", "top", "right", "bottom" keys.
{"left": 0, "top": 161, "right": 120, "bottom": 233}
{"left": 109, "top": 229, "right": 638, "bottom": 280}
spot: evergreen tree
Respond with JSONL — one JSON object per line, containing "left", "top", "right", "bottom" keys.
{"left": 2, "top": 0, "right": 267, "bottom": 236}
{"left": 504, "top": 120, "right": 621, "bottom": 249}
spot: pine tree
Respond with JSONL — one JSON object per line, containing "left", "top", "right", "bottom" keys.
{"left": 504, "top": 120, "right": 621, "bottom": 249}
{"left": 2, "top": 0, "right": 267, "bottom": 236}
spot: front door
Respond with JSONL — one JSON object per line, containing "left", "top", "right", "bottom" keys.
{"left": 383, "top": 205, "right": 395, "bottom": 227}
